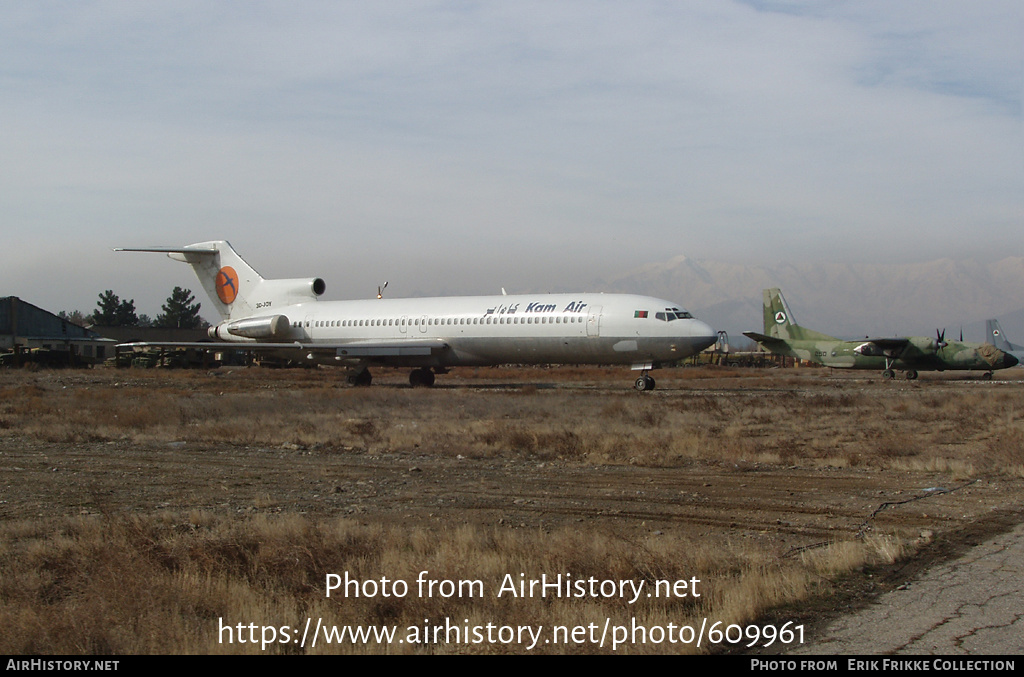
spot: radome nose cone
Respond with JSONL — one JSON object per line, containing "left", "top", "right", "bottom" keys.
{"left": 695, "top": 321, "right": 717, "bottom": 349}
{"left": 1005, "top": 352, "right": 1019, "bottom": 368}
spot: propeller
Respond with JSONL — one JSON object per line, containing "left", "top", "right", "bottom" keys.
{"left": 936, "top": 329, "right": 948, "bottom": 351}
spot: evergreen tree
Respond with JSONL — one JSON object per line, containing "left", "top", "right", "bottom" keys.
{"left": 94, "top": 291, "right": 139, "bottom": 326}
{"left": 156, "top": 287, "right": 202, "bottom": 329}
{"left": 115, "top": 298, "right": 139, "bottom": 327}
{"left": 58, "top": 310, "right": 88, "bottom": 326}
{"left": 94, "top": 290, "right": 121, "bottom": 326}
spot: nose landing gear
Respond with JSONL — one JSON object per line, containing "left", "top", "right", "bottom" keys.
{"left": 634, "top": 374, "right": 656, "bottom": 391}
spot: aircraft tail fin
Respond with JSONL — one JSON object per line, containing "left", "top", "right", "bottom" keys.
{"left": 986, "top": 319, "right": 1023, "bottom": 352}
{"left": 762, "top": 288, "right": 837, "bottom": 341}
{"left": 115, "top": 241, "right": 325, "bottom": 321}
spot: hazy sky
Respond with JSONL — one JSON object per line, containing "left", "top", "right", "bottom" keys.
{"left": 2, "top": 1, "right": 1020, "bottom": 320}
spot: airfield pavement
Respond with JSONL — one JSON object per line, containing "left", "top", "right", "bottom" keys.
{"left": 786, "top": 519, "right": 1024, "bottom": 655}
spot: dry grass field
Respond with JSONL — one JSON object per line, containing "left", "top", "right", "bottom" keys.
{"left": 1, "top": 364, "right": 1022, "bottom": 654}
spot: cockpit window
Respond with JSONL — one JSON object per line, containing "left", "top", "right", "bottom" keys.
{"left": 654, "top": 307, "right": 694, "bottom": 321}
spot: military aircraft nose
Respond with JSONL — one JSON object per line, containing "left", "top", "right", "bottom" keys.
{"left": 1004, "top": 352, "right": 1019, "bottom": 369}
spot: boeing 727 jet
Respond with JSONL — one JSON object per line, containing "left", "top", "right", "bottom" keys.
{"left": 115, "top": 241, "right": 717, "bottom": 390}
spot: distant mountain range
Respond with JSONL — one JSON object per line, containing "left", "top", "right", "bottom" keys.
{"left": 595, "top": 256, "right": 1024, "bottom": 345}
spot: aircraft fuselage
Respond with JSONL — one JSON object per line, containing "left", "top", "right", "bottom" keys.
{"left": 221, "top": 292, "right": 716, "bottom": 370}
{"left": 115, "top": 241, "right": 717, "bottom": 389}
{"left": 758, "top": 338, "right": 1016, "bottom": 372}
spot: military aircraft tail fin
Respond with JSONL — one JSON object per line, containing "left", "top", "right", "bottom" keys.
{"left": 115, "top": 241, "right": 325, "bottom": 321}
{"left": 762, "top": 288, "right": 838, "bottom": 341}
{"left": 986, "top": 319, "right": 1024, "bottom": 352}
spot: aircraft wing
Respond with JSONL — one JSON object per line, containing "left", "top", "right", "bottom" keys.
{"left": 860, "top": 338, "right": 911, "bottom": 349}
{"left": 117, "top": 338, "right": 450, "bottom": 358}
{"left": 850, "top": 337, "right": 914, "bottom": 359}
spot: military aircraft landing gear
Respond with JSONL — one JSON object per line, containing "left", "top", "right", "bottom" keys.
{"left": 905, "top": 370, "right": 918, "bottom": 380}
{"left": 881, "top": 357, "right": 900, "bottom": 381}
{"left": 346, "top": 369, "right": 372, "bottom": 387}
{"left": 634, "top": 374, "right": 656, "bottom": 391}
{"left": 982, "top": 371, "right": 993, "bottom": 381}
{"left": 409, "top": 368, "right": 436, "bottom": 387}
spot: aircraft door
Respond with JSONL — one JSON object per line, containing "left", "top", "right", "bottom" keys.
{"left": 304, "top": 314, "right": 315, "bottom": 339}
{"left": 587, "top": 306, "right": 602, "bottom": 337}
{"left": 419, "top": 315, "right": 428, "bottom": 333}
{"left": 399, "top": 315, "right": 408, "bottom": 335}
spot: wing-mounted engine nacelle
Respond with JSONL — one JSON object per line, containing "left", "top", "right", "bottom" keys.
{"left": 854, "top": 342, "right": 883, "bottom": 357}
{"left": 908, "top": 336, "right": 939, "bottom": 353}
{"left": 210, "top": 314, "right": 290, "bottom": 340}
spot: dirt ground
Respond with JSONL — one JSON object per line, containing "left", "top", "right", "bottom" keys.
{"left": 2, "top": 365, "right": 1022, "bottom": 642}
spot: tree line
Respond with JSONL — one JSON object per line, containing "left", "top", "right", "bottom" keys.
{"left": 59, "top": 287, "right": 207, "bottom": 329}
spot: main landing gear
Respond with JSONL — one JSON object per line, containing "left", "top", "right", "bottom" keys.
{"left": 346, "top": 368, "right": 372, "bottom": 387}
{"left": 882, "top": 368, "right": 918, "bottom": 380}
{"left": 634, "top": 373, "right": 656, "bottom": 391}
{"left": 881, "top": 358, "right": 918, "bottom": 381}
{"left": 346, "top": 367, "right": 444, "bottom": 387}
{"left": 409, "top": 368, "right": 436, "bottom": 387}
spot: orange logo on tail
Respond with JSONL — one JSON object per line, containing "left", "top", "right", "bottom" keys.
{"left": 216, "top": 266, "right": 239, "bottom": 304}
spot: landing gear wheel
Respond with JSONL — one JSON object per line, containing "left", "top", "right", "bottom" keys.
{"left": 982, "top": 371, "right": 993, "bottom": 381}
{"left": 634, "top": 375, "right": 656, "bottom": 391}
{"left": 409, "top": 368, "right": 436, "bottom": 387}
{"left": 882, "top": 369, "right": 895, "bottom": 380}
{"left": 347, "top": 369, "right": 372, "bottom": 386}
{"left": 905, "top": 370, "right": 918, "bottom": 380}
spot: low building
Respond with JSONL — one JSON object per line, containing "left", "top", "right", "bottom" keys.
{"left": 0, "top": 296, "right": 115, "bottom": 366}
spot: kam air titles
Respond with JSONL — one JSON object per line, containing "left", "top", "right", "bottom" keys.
{"left": 485, "top": 300, "right": 587, "bottom": 316}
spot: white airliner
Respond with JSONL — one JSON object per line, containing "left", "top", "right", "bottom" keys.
{"left": 115, "top": 241, "right": 717, "bottom": 390}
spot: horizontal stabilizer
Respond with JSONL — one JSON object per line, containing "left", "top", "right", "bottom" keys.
{"left": 742, "top": 331, "right": 787, "bottom": 345}
{"left": 112, "top": 245, "right": 219, "bottom": 255}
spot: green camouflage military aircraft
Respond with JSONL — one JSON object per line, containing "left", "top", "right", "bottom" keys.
{"left": 743, "top": 288, "right": 1019, "bottom": 380}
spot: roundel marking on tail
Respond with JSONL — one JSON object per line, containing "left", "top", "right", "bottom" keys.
{"left": 774, "top": 311, "right": 787, "bottom": 324}
{"left": 216, "top": 266, "right": 239, "bottom": 304}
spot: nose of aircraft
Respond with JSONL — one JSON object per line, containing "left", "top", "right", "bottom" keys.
{"left": 1003, "top": 351, "right": 1020, "bottom": 369}
{"left": 691, "top": 320, "right": 718, "bottom": 350}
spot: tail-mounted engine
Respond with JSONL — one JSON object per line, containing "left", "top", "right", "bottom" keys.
{"left": 210, "top": 314, "right": 290, "bottom": 340}
{"left": 256, "top": 277, "right": 326, "bottom": 302}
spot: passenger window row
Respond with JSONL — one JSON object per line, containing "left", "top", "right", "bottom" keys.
{"left": 294, "top": 315, "right": 586, "bottom": 329}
